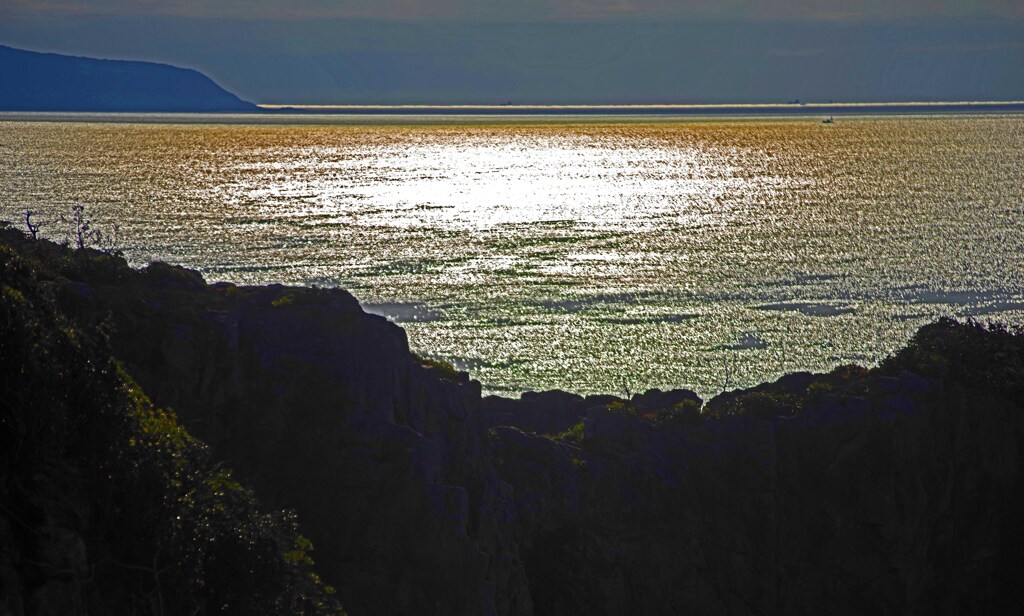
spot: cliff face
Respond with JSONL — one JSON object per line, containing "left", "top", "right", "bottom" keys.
{"left": 0, "top": 233, "right": 341, "bottom": 615}
{"left": 3, "top": 228, "right": 1022, "bottom": 615}
{"left": 493, "top": 370, "right": 1023, "bottom": 616}
{"left": 36, "top": 247, "right": 528, "bottom": 616}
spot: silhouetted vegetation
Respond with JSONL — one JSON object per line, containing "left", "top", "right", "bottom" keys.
{"left": 881, "top": 317, "right": 1024, "bottom": 406}
{"left": 59, "top": 204, "right": 100, "bottom": 250}
{"left": 0, "top": 237, "right": 343, "bottom": 613}
{"left": 6, "top": 220, "right": 1024, "bottom": 616}
{"left": 556, "top": 420, "right": 586, "bottom": 444}
{"left": 414, "top": 353, "right": 464, "bottom": 382}
{"left": 22, "top": 210, "right": 41, "bottom": 240}
{"left": 653, "top": 397, "right": 703, "bottom": 426}
{"left": 705, "top": 365, "right": 870, "bottom": 420}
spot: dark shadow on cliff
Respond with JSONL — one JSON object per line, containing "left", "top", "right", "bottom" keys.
{"left": 2, "top": 223, "right": 1023, "bottom": 616}
{"left": 0, "top": 226, "right": 342, "bottom": 613}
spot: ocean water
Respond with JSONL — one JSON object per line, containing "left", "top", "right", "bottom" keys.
{"left": 2, "top": 113, "right": 1022, "bottom": 398}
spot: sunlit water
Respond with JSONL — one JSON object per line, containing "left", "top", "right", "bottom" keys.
{"left": 2, "top": 114, "right": 1022, "bottom": 398}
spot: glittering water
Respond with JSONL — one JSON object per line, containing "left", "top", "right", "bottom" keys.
{"left": 2, "top": 114, "right": 1022, "bottom": 398}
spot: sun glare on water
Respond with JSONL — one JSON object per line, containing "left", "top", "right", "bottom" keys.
{"left": 1, "top": 116, "right": 1022, "bottom": 397}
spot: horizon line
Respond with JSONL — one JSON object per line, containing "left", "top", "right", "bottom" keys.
{"left": 259, "top": 101, "right": 1024, "bottom": 110}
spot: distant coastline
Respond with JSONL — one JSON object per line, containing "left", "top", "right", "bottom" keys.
{"left": 257, "top": 101, "right": 1024, "bottom": 116}
{"left": 0, "top": 45, "right": 258, "bottom": 113}
{"left": 3, "top": 101, "right": 1023, "bottom": 126}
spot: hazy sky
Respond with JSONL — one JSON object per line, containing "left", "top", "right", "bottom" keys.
{"left": 2, "top": 1, "right": 1021, "bottom": 104}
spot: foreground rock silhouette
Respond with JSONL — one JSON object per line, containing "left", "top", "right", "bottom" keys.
{"left": 2, "top": 225, "right": 1022, "bottom": 615}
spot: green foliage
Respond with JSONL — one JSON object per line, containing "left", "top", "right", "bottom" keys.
{"left": 806, "top": 381, "right": 833, "bottom": 398}
{"left": 605, "top": 399, "right": 638, "bottom": 416}
{"left": 272, "top": 293, "right": 297, "bottom": 308}
{"left": 0, "top": 240, "right": 344, "bottom": 615}
{"left": 268, "top": 288, "right": 329, "bottom": 308}
{"left": 415, "top": 353, "right": 463, "bottom": 381}
{"left": 0, "top": 223, "right": 131, "bottom": 287}
{"left": 557, "top": 420, "right": 586, "bottom": 444}
{"left": 705, "top": 363, "right": 872, "bottom": 420}
{"left": 736, "top": 391, "right": 802, "bottom": 419}
{"left": 654, "top": 398, "right": 703, "bottom": 426}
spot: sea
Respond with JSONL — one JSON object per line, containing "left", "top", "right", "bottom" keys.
{"left": 2, "top": 111, "right": 1022, "bottom": 399}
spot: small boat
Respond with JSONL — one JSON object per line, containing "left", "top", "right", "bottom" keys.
{"left": 822, "top": 115, "right": 834, "bottom": 124}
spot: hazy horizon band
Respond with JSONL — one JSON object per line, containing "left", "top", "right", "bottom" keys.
{"left": 260, "top": 101, "right": 1024, "bottom": 110}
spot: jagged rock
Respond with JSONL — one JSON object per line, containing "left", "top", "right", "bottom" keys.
{"left": 630, "top": 387, "right": 702, "bottom": 415}
{"left": 4, "top": 228, "right": 1023, "bottom": 616}
{"left": 485, "top": 390, "right": 593, "bottom": 435}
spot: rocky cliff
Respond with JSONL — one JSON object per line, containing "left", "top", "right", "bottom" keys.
{"left": 2, "top": 226, "right": 1022, "bottom": 615}
{"left": 0, "top": 231, "right": 341, "bottom": 615}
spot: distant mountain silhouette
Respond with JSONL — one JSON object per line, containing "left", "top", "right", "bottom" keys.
{"left": 0, "top": 45, "right": 258, "bottom": 112}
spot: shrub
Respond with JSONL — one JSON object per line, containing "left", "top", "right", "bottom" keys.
{"left": 0, "top": 243, "right": 344, "bottom": 615}
{"left": 557, "top": 420, "right": 586, "bottom": 444}
{"left": 880, "top": 317, "right": 1024, "bottom": 406}
{"left": 654, "top": 398, "right": 703, "bottom": 426}
{"left": 415, "top": 353, "right": 463, "bottom": 382}
{"left": 60, "top": 203, "right": 100, "bottom": 250}
{"left": 273, "top": 293, "right": 297, "bottom": 308}
{"left": 605, "top": 399, "right": 638, "bottom": 416}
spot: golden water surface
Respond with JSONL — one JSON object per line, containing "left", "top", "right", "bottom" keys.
{"left": 2, "top": 114, "right": 1022, "bottom": 397}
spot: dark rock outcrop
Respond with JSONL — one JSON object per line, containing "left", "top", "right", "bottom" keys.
{"left": 489, "top": 363, "right": 1023, "bottom": 616}
{"left": 3, "top": 226, "right": 1022, "bottom": 615}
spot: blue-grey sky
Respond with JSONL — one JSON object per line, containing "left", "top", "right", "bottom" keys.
{"left": 2, "top": 1, "right": 1021, "bottom": 104}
